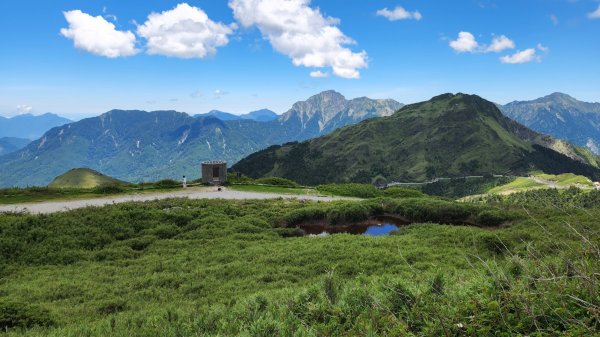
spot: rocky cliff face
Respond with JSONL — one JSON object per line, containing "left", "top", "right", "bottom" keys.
{"left": 500, "top": 93, "right": 600, "bottom": 154}
{"left": 278, "top": 90, "right": 403, "bottom": 139}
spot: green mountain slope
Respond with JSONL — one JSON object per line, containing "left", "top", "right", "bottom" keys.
{"left": 48, "top": 168, "right": 125, "bottom": 188}
{"left": 500, "top": 93, "right": 600, "bottom": 154}
{"left": 233, "top": 93, "right": 600, "bottom": 185}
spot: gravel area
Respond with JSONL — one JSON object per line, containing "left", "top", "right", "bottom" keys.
{"left": 0, "top": 187, "right": 353, "bottom": 214}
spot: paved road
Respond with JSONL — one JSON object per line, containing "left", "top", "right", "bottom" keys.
{"left": 0, "top": 187, "right": 353, "bottom": 215}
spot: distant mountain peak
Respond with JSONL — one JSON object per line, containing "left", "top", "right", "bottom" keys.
{"left": 499, "top": 93, "right": 600, "bottom": 155}
{"left": 281, "top": 90, "right": 402, "bottom": 133}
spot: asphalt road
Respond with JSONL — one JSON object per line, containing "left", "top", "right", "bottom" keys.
{"left": 0, "top": 187, "right": 353, "bottom": 214}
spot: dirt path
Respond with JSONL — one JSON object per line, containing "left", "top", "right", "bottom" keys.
{"left": 0, "top": 187, "right": 354, "bottom": 215}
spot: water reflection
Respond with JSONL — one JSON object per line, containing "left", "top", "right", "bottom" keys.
{"left": 363, "top": 223, "right": 399, "bottom": 236}
{"left": 300, "top": 217, "right": 403, "bottom": 236}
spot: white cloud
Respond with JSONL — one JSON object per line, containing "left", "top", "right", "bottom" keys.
{"left": 214, "top": 89, "right": 229, "bottom": 99}
{"left": 60, "top": 10, "right": 138, "bottom": 58}
{"left": 550, "top": 14, "right": 559, "bottom": 25}
{"left": 228, "top": 0, "right": 367, "bottom": 79}
{"left": 16, "top": 105, "right": 33, "bottom": 114}
{"left": 309, "top": 70, "right": 329, "bottom": 78}
{"left": 449, "top": 31, "right": 479, "bottom": 53}
{"left": 137, "top": 3, "right": 236, "bottom": 59}
{"left": 537, "top": 43, "right": 549, "bottom": 53}
{"left": 588, "top": 5, "right": 600, "bottom": 19}
{"left": 485, "top": 35, "right": 515, "bottom": 52}
{"left": 190, "top": 90, "right": 203, "bottom": 98}
{"left": 500, "top": 48, "right": 538, "bottom": 64}
{"left": 376, "top": 6, "right": 422, "bottom": 21}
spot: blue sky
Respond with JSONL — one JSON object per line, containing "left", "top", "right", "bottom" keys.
{"left": 0, "top": 0, "right": 599, "bottom": 119}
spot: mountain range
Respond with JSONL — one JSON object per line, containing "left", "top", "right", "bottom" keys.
{"left": 499, "top": 93, "right": 600, "bottom": 155}
{"left": 194, "top": 109, "right": 279, "bottom": 122}
{"left": 0, "top": 91, "right": 402, "bottom": 187}
{"left": 233, "top": 93, "right": 600, "bottom": 185}
{"left": 0, "top": 137, "right": 30, "bottom": 156}
{"left": 0, "top": 113, "right": 72, "bottom": 140}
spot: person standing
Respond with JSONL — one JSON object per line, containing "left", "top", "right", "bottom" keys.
{"left": 182, "top": 175, "right": 187, "bottom": 188}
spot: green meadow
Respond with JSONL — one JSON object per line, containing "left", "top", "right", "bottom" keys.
{"left": 0, "top": 189, "right": 598, "bottom": 336}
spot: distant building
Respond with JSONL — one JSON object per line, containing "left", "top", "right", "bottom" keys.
{"left": 201, "top": 160, "right": 227, "bottom": 185}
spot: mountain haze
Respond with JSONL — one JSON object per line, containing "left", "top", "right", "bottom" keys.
{"left": 233, "top": 93, "right": 600, "bottom": 185}
{"left": 194, "top": 109, "right": 279, "bottom": 122}
{"left": 0, "top": 137, "right": 30, "bottom": 156}
{"left": 0, "top": 113, "right": 72, "bottom": 140}
{"left": 0, "top": 91, "right": 401, "bottom": 187}
{"left": 500, "top": 93, "right": 600, "bottom": 154}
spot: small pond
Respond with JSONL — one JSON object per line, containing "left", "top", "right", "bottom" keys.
{"left": 299, "top": 216, "right": 406, "bottom": 236}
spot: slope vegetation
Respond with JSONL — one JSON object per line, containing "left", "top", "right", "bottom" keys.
{"left": 48, "top": 168, "right": 125, "bottom": 189}
{"left": 233, "top": 93, "right": 600, "bottom": 185}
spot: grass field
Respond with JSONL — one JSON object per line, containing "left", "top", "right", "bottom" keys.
{"left": 487, "top": 177, "right": 546, "bottom": 194}
{"left": 0, "top": 185, "right": 185, "bottom": 205}
{"left": 0, "top": 192, "right": 598, "bottom": 336}
{"left": 534, "top": 172, "right": 594, "bottom": 187}
{"left": 48, "top": 168, "right": 125, "bottom": 189}
{"left": 229, "top": 184, "right": 319, "bottom": 195}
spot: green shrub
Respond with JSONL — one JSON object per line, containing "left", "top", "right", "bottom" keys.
{"left": 92, "top": 184, "right": 125, "bottom": 194}
{"left": 149, "top": 224, "right": 181, "bottom": 239}
{"left": 94, "top": 246, "right": 137, "bottom": 261}
{"left": 254, "top": 177, "right": 299, "bottom": 187}
{"left": 325, "top": 203, "right": 371, "bottom": 225}
{"left": 382, "top": 187, "right": 425, "bottom": 198}
{"left": 0, "top": 302, "right": 54, "bottom": 329}
{"left": 478, "top": 234, "right": 510, "bottom": 255}
{"left": 153, "top": 179, "right": 181, "bottom": 188}
{"left": 97, "top": 299, "right": 128, "bottom": 315}
{"left": 476, "top": 210, "right": 514, "bottom": 227}
{"left": 317, "top": 184, "right": 381, "bottom": 198}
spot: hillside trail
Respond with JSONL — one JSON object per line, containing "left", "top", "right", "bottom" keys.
{"left": 0, "top": 187, "right": 354, "bottom": 215}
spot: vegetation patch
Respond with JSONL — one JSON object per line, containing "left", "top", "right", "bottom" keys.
{"left": 0, "top": 191, "right": 597, "bottom": 336}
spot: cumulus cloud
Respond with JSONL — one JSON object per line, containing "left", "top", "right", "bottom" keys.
{"left": 137, "top": 3, "right": 236, "bottom": 59}
{"left": 228, "top": 0, "right": 367, "bottom": 79}
{"left": 500, "top": 48, "right": 538, "bottom": 64}
{"left": 485, "top": 35, "right": 515, "bottom": 52}
{"left": 309, "top": 70, "right": 329, "bottom": 78}
{"left": 16, "top": 105, "right": 33, "bottom": 114}
{"left": 376, "top": 6, "right": 422, "bottom": 21}
{"left": 450, "top": 32, "right": 516, "bottom": 54}
{"left": 588, "top": 5, "right": 600, "bottom": 19}
{"left": 60, "top": 10, "right": 138, "bottom": 58}
{"left": 449, "top": 31, "right": 479, "bottom": 53}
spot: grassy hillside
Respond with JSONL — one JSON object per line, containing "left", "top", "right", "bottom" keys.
{"left": 48, "top": 168, "right": 125, "bottom": 189}
{"left": 0, "top": 192, "right": 597, "bottom": 336}
{"left": 233, "top": 93, "right": 600, "bottom": 185}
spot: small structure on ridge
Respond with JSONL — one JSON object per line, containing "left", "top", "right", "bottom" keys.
{"left": 201, "top": 160, "right": 227, "bottom": 185}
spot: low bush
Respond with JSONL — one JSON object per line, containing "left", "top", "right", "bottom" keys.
{"left": 92, "top": 184, "right": 125, "bottom": 194}
{"left": 153, "top": 179, "right": 181, "bottom": 188}
{"left": 317, "top": 184, "right": 381, "bottom": 198}
{"left": 0, "top": 302, "right": 54, "bottom": 330}
{"left": 254, "top": 177, "right": 299, "bottom": 188}
{"left": 382, "top": 187, "right": 425, "bottom": 198}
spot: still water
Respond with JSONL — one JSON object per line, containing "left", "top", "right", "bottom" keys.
{"left": 300, "top": 219, "right": 401, "bottom": 236}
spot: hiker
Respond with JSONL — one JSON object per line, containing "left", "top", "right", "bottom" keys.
{"left": 182, "top": 175, "right": 187, "bottom": 188}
